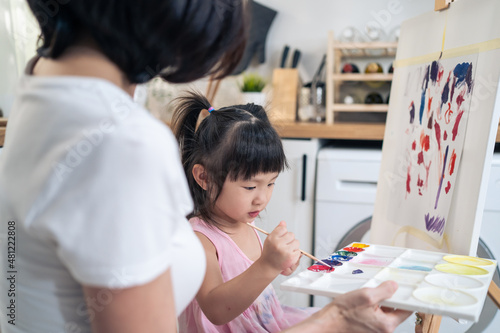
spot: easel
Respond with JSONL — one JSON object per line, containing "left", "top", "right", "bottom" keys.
{"left": 415, "top": 4, "right": 500, "bottom": 332}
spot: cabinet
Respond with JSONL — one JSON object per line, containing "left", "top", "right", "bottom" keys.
{"left": 258, "top": 138, "right": 320, "bottom": 308}
{"left": 326, "top": 31, "right": 398, "bottom": 124}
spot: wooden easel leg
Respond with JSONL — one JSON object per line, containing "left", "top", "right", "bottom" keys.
{"left": 488, "top": 280, "right": 500, "bottom": 309}
{"left": 415, "top": 313, "right": 442, "bottom": 333}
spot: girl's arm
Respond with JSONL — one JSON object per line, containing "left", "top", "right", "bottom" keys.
{"left": 82, "top": 269, "right": 177, "bottom": 333}
{"left": 195, "top": 223, "right": 300, "bottom": 325}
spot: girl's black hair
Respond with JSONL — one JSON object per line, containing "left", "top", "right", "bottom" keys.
{"left": 27, "top": 0, "right": 247, "bottom": 84}
{"left": 172, "top": 91, "right": 288, "bottom": 226}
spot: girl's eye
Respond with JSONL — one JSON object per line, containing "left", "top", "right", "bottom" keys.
{"left": 244, "top": 186, "right": 256, "bottom": 190}
{"left": 268, "top": 183, "right": 275, "bottom": 187}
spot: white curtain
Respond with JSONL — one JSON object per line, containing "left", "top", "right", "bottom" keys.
{"left": 0, "top": 0, "right": 39, "bottom": 117}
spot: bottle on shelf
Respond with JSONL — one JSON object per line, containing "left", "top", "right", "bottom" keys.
{"left": 363, "top": 24, "right": 386, "bottom": 56}
{"left": 364, "top": 92, "right": 384, "bottom": 104}
{"left": 338, "top": 27, "right": 364, "bottom": 56}
{"left": 341, "top": 63, "right": 360, "bottom": 73}
{"left": 388, "top": 62, "right": 394, "bottom": 74}
{"left": 343, "top": 93, "right": 364, "bottom": 105}
{"left": 364, "top": 62, "right": 384, "bottom": 88}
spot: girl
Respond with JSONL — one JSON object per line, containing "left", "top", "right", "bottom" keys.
{"left": 173, "top": 92, "right": 318, "bottom": 332}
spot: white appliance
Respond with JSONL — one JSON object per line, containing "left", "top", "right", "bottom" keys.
{"left": 314, "top": 146, "right": 500, "bottom": 332}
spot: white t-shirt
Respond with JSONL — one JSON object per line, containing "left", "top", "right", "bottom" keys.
{"left": 0, "top": 74, "right": 205, "bottom": 332}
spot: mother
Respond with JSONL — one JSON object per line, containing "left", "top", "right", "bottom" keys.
{"left": 0, "top": 1, "right": 410, "bottom": 332}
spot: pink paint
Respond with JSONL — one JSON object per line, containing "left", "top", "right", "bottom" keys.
{"left": 444, "top": 130, "right": 448, "bottom": 141}
{"left": 449, "top": 149, "right": 457, "bottom": 175}
{"left": 445, "top": 181, "right": 451, "bottom": 194}
{"left": 452, "top": 110, "right": 464, "bottom": 141}
{"left": 434, "top": 121, "right": 441, "bottom": 150}
{"left": 308, "top": 265, "right": 334, "bottom": 273}
{"left": 412, "top": 140, "right": 416, "bottom": 150}
{"left": 424, "top": 160, "right": 432, "bottom": 190}
{"left": 357, "top": 259, "right": 391, "bottom": 266}
{"left": 437, "top": 67, "right": 444, "bottom": 82}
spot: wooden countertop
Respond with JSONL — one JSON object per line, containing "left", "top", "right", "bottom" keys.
{"left": 1, "top": 118, "right": 499, "bottom": 147}
{"left": 273, "top": 121, "right": 500, "bottom": 143}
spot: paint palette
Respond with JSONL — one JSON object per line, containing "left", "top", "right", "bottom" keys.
{"left": 281, "top": 243, "right": 497, "bottom": 322}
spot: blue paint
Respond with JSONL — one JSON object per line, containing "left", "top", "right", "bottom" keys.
{"left": 453, "top": 62, "right": 473, "bottom": 92}
{"left": 330, "top": 255, "right": 352, "bottom": 262}
{"left": 398, "top": 265, "right": 432, "bottom": 272}
{"left": 419, "top": 65, "right": 430, "bottom": 125}
{"left": 441, "top": 78, "right": 449, "bottom": 108}
{"left": 319, "top": 259, "right": 343, "bottom": 267}
{"left": 352, "top": 269, "right": 364, "bottom": 274}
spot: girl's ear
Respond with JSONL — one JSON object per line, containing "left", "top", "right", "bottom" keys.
{"left": 192, "top": 164, "right": 208, "bottom": 190}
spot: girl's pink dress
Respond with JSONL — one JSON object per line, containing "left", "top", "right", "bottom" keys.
{"left": 179, "top": 217, "right": 318, "bottom": 332}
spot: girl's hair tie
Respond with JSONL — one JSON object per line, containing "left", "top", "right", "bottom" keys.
{"left": 208, "top": 107, "right": 214, "bottom": 113}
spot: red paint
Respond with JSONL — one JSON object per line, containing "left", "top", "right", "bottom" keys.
{"left": 417, "top": 151, "right": 424, "bottom": 165}
{"left": 420, "top": 134, "right": 430, "bottom": 152}
{"left": 434, "top": 121, "right": 441, "bottom": 150}
{"left": 417, "top": 175, "right": 423, "bottom": 187}
{"left": 427, "top": 96, "right": 433, "bottom": 115}
{"left": 308, "top": 265, "right": 334, "bottom": 273}
{"left": 412, "top": 140, "right": 416, "bottom": 150}
{"left": 406, "top": 168, "right": 411, "bottom": 194}
{"left": 444, "top": 130, "right": 448, "bottom": 141}
{"left": 343, "top": 247, "right": 365, "bottom": 253}
{"left": 444, "top": 102, "right": 453, "bottom": 124}
{"left": 452, "top": 111, "right": 464, "bottom": 141}
{"left": 445, "top": 181, "right": 451, "bottom": 194}
{"left": 437, "top": 68, "right": 444, "bottom": 82}
{"left": 449, "top": 149, "right": 457, "bottom": 175}
{"left": 456, "top": 90, "right": 465, "bottom": 109}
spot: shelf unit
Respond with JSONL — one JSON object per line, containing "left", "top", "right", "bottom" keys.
{"left": 326, "top": 31, "right": 398, "bottom": 124}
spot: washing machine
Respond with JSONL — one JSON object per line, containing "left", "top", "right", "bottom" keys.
{"left": 313, "top": 146, "right": 500, "bottom": 332}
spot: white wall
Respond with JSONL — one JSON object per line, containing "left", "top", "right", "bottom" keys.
{"left": 249, "top": 0, "right": 434, "bottom": 82}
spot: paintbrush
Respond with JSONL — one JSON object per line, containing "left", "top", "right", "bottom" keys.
{"left": 246, "top": 223, "right": 332, "bottom": 268}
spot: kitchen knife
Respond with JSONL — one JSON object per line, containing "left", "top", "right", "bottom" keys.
{"left": 291, "top": 50, "right": 301, "bottom": 68}
{"left": 280, "top": 45, "right": 290, "bottom": 68}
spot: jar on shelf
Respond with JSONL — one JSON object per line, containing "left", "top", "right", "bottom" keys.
{"left": 338, "top": 27, "right": 364, "bottom": 56}
{"left": 363, "top": 24, "right": 386, "bottom": 56}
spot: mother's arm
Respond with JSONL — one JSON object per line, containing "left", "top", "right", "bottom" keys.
{"left": 83, "top": 269, "right": 177, "bottom": 333}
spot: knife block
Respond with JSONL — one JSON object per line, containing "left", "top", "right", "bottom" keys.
{"left": 271, "top": 68, "right": 299, "bottom": 122}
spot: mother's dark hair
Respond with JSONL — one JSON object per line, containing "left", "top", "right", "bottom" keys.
{"left": 27, "top": 0, "right": 247, "bottom": 84}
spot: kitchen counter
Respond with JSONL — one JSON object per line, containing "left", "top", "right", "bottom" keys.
{"left": 1, "top": 118, "right": 499, "bottom": 147}
{"left": 272, "top": 120, "right": 500, "bottom": 143}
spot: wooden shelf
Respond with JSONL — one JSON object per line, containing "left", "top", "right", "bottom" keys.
{"left": 331, "top": 73, "right": 393, "bottom": 81}
{"left": 332, "top": 104, "right": 389, "bottom": 112}
{"left": 334, "top": 42, "right": 398, "bottom": 50}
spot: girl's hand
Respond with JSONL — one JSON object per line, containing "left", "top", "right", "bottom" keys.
{"left": 280, "top": 254, "right": 301, "bottom": 276}
{"left": 260, "top": 221, "right": 301, "bottom": 274}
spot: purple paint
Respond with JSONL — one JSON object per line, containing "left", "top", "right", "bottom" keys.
{"left": 352, "top": 269, "right": 364, "bottom": 274}
{"left": 409, "top": 101, "right": 415, "bottom": 124}
{"left": 430, "top": 61, "right": 439, "bottom": 83}
{"left": 441, "top": 75, "right": 450, "bottom": 109}
{"left": 427, "top": 112, "right": 433, "bottom": 130}
{"left": 424, "top": 213, "right": 446, "bottom": 235}
{"left": 434, "top": 145, "right": 449, "bottom": 209}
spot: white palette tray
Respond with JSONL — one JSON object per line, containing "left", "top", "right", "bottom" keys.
{"left": 281, "top": 243, "right": 497, "bottom": 322}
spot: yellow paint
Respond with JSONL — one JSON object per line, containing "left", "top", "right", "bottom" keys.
{"left": 443, "top": 255, "right": 494, "bottom": 267}
{"left": 351, "top": 243, "right": 370, "bottom": 248}
{"left": 435, "top": 263, "right": 488, "bottom": 276}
